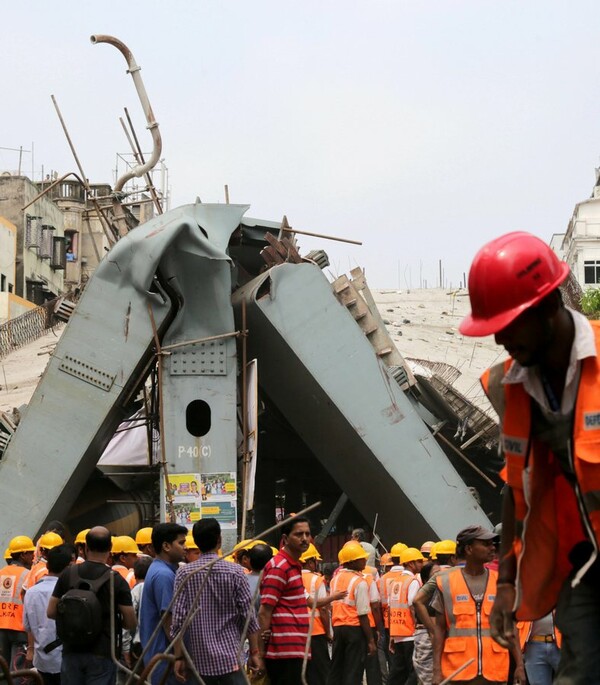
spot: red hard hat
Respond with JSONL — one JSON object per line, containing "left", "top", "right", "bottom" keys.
{"left": 459, "top": 232, "right": 569, "bottom": 337}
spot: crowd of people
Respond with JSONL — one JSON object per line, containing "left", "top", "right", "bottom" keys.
{"left": 0, "top": 516, "right": 562, "bottom": 685}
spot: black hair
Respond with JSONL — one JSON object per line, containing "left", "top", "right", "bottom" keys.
{"left": 280, "top": 516, "right": 310, "bottom": 538}
{"left": 46, "top": 520, "right": 66, "bottom": 539}
{"left": 420, "top": 561, "right": 436, "bottom": 584}
{"left": 134, "top": 556, "right": 152, "bottom": 581}
{"left": 351, "top": 528, "right": 366, "bottom": 542}
{"left": 436, "top": 553, "right": 453, "bottom": 566}
{"left": 86, "top": 528, "right": 112, "bottom": 553}
{"left": 192, "top": 518, "right": 221, "bottom": 553}
{"left": 47, "top": 544, "right": 74, "bottom": 574}
{"left": 249, "top": 544, "right": 273, "bottom": 572}
{"left": 152, "top": 523, "right": 188, "bottom": 555}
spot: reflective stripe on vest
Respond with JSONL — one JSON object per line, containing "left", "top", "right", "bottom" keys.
{"left": 437, "top": 568, "right": 508, "bottom": 682}
{"left": 388, "top": 574, "right": 416, "bottom": 637}
{"left": 330, "top": 570, "right": 365, "bottom": 627}
{"left": 0, "top": 565, "right": 28, "bottom": 631}
{"left": 23, "top": 559, "right": 47, "bottom": 591}
{"left": 481, "top": 321, "right": 600, "bottom": 619}
{"left": 302, "top": 570, "right": 326, "bottom": 636}
{"left": 363, "top": 573, "right": 376, "bottom": 628}
{"left": 380, "top": 569, "right": 404, "bottom": 628}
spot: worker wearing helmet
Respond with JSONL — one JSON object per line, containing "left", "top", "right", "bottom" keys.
{"left": 184, "top": 534, "right": 200, "bottom": 563}
{"left": 0, "top": 536, "right": 36, "bottom": 673}
{"left": 111, "top": 536, "right": 140, "bottom": 589}
{"left": 74, "top": 528, "right": 90, "bottom": 563}
{"left": 379, "top": 553, "right": 393, "bottom": 575}
{"left": 387, "top": 547, "right": 424, "bottom": 685}
{"left": 300, "top": 543, "right": 331, "bottom": 685}
{"left": 329, "top": 541, "right": 376, "bottom": 685}
{"left": 420, "top": 541, "right": 435, "bottom": 560}
{"left": 378, "top": 543, "right": 407, "bottom": 632}
{"left": 135, "top": 527, "right": 156, "bottom": 558}
{"left": 22, "top": 532, "right": 63, "bottom": 592}
{"left": 461, "top": 231, "right": 600, "bottom": 681}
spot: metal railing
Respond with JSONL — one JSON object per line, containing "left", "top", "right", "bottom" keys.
{"left": 0, "top": 294, "right": 76, "bottom": 360}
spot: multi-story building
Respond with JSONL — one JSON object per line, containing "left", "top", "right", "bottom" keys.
{"left": 560, "top": 171, "right": 600, "bottom": 289}
{"left": 0, "top": 216, "right": 36, "bottom": 322}
{"left": 0, "top": 175, "right": 66, "bottom": 305}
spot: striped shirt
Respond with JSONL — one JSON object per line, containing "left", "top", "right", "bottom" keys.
{"left": 260, "top": 549, "right": 310, "bottom": 659}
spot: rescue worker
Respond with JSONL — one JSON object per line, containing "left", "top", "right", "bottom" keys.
{"left": 379, "top": 543, "right": 407, "bottom": 681}
{"left": 135, "top": 527, "right": 156, "bottom": 558}
{"left": 460, "top": 231, "right": 600, "bottom": 683}
{"left": 22, "top": 531, "right": 63, "bottom": 592}
{"left": 420, "top": 542, "right": 435, "bottom": 560}
{"left": 517, "top": 615, "right": 561, "bottom": 685}
{"left": 388, "top": 547, "right": 424, "bottom": 685}
{"left": 233, "top": 539, "right": 267, "bottom": 573}
{"left": 184, "top": 533, "right": 200, "bottom": 563}
{"left": 300, "top": 543, "right": 330, "bottom": 685}
{"left": 431, "top": 525, "right": 524, "bottom": 685}
{"left": 74, "top": 528, "right": 90, "bottom": 563}
{"left": 0, "top": 536, "right": 36, "bottom": 678}
{"left": 111, "top": 536, "right": 139, "bottom": 588}
{"left": 329, "top": 541, "right": 376, "bottom": 685}
{"left": 380, "top": 553, "right": 393, "bottom": 575}
{"left": 363, "top": 558, "right": 385, "bottom": 685}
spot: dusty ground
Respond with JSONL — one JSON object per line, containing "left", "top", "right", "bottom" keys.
{"left": 0, "top": 287, "right": 506, "bottom": 414}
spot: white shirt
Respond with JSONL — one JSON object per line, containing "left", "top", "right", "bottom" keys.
{"left": 502, "top": 308, "right": 596, "bottom": 416}
{"left": 23, "top": 575, "right": 61, "bottom": 674}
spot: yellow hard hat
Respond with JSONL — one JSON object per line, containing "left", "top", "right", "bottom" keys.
{"left": 224, "top": 554, "right": 236, "bottom": 563}
{"left": 111, "top": 535, "right": 140, "bottom": 554}
{"left": 4, "top": 547, "right": 11, "bottom": 561}
{"left": 434, "top": 539, "right": 457, "bottom": 556}
{"left": 135, "top": 527, "right": 153, "bottom": 546}
{"left": 271, "top": 547, "right": 279, "bottom": 556}
{"left": 74, "top": 529, "right": 90, "bottom": 545}
{"left": 38, "top": 532, "right": 63, "bottom": 550}
{"left": 232, "top": 539, "right": 267, "bottom": 557}
{"left": 338, "top": 541, "right": 368, "bottom": 565}
{"left": 400, "top": 547, "right": 425, "bottom": 565}
{"left": 380, "top": 553, "right": 393, "bottom": 567}
{"left": 390, "top": 542, "right": 408, "bottom": 558}
{"left": 430, "top": 543, "right": 438, "bottom": 560}
{"left": 8, "top": 535, "right": 36, "bottom": 554}
{"left": 300, "top": 543, "right": 322, "bottom": 563}
{"left": 185, "top": 534, "right": 198, "bottom": 550}
{"left": 420, "top": 541, "right": 435, "bottom": 555}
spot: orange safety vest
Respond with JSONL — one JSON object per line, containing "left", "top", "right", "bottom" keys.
{"left": 517, "top": 618, "right": 562, "bottom": 650}
{"left": 113, "top": 564, "right": 136, "bottom": 589}
{"left": 481, "top": 321, "right": 600, "bottom": 619}
{"left": 379, "top": 568, "right": 404, "bottom": 629}
{"left": 388, "top": 573, "right": 418, "bottom": 638}
{"left": 363, "top": 573, "right": 377, "bottom": 629}
{"left": 436, "top": 567, "right": 509, "bottom": 682}
{"left": 23, "top": 559, "right": 47, "bottom": 591}
{"left": 330, "top": 568, "right": 368, "bottom": 627}
{"left": 0, "top": 564, "right": 29, "bottom": 631}
{"left": 302, "top": 570, "right": 326, "bottom": 636}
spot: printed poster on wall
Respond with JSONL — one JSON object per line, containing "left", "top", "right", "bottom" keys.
{"left": 200, "top": 472, "right": 237, "bottom": 529}
{"left": 164, "top": 473, "right": 202, "bottom": 530}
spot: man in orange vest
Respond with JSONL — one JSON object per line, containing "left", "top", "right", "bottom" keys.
{"left": 22, "top": 532, "right": 63, "bottom": 592}
{"left": 300, "top": 543, "right": 330, "bottom": 685}
{"left": 329, "top": 541, "right": 376, "bottom": 685}
{"left": 0, "top": 535, "right": 36, "bottom": 680}
{"left": 111, "top": 535, "right": 140, "bottom": 589}
{"left": 460, "top": 232, "right": 600, "bottom": 683}
{"left": 388, "top": 547, "right": 423, "bottom": 685}
{"left": 379, "top": 542, "right": 407, "bottom": 682}
{"left": 431, "top": 526, "right": 524, "bottom": 685}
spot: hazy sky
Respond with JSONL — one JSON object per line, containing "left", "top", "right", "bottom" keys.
{"left": 3, "top": 1, "right": 600, "bottom": 288}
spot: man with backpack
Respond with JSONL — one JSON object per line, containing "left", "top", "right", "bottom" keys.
{"left": 47, "top": 526, "right": 136, "bottom": 685}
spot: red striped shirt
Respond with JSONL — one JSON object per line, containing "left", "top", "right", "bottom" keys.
{"left": 260, "top": 549, "right": 310, "bottom": 659}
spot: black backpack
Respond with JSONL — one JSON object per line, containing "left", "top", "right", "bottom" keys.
{"left": 56, "top": 565, "right": 112, "bottom": 649}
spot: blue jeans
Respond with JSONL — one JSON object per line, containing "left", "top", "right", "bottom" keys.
{"left": 61, "top": 652, "right": 116, "bottom": 685}
{"left": 524, "top": 641, "right": 561, "bottom": 685}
